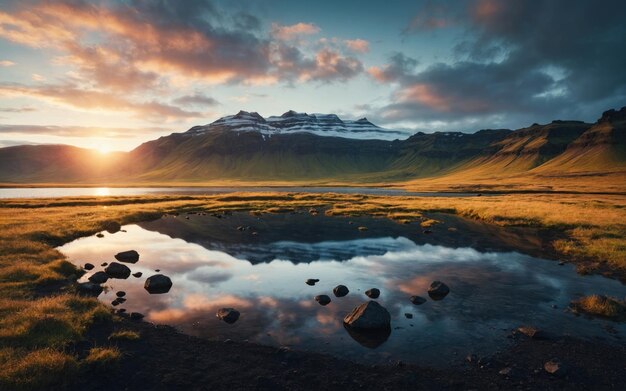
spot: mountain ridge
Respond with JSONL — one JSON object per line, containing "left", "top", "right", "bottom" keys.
{"left": 0, "top": 107, "right": 624, "bottom": 188}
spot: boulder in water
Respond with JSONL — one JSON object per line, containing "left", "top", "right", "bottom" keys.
{"left": 114, "top": 250, "right": 139, "bottom": 264}
{"left": 144, "top": 274, "right": 172, "bottom": 294}
{"left": 105, "top": 262, "right": 131, "bottom": 279}
{"left": 344, "top": 301, "right": 391, "bottom": 330}
{"left": 428, "top": 281, "right": 450, "bottom": 300}
{"left": 365, "top": 288, "right": 380, "bottom": 299}
{"left": 333, "top": 285, "right": 349, "bottom": 297}
{"left": 217, "top": 308, "right": 240, "bottom": 324}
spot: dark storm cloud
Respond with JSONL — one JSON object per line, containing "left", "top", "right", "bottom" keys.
{"left": 378, "top": 0, "right": 626, "bottom": 129}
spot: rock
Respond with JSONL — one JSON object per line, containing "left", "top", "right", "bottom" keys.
{"left": 114, "top": 250, "right": 139, "bottom": 264}
{"left": 333, "top": 285, "right": 349, "bottom": 297}
{"left": 544, "top": 359, "right": 566, "bottom": 376}
{"left": 111, "top": 300, "right": 120, "bottom": 306}
{"left": 305, "top": 278, "right": 319, "bottom": 286}
{"left": 343, "top": 323, "right": 391, "bottom": 348}
{"left": 144, "top": 274, "right": 173, "bottom": 294}
{"left": 116, "top": 308, "right": 126, "bottom": 314}
{"left": 103, "top": 221, "right": 121, "bottom": 234}
{"left": 517, "top": 326, "right": 546, "bottom": 339}
{"left": 357, "top": 226, "right": 368, "bottom": 231}
{"left": 404, "top": 313, "right": 413, "bottom": 319}
{"left": 466, "top": 354, "right": 478, "bottom": 364}
{"left": 365, "top": 288, "right": 380, "bottom": 298}
{"left": 130, "top": 312, "right": 144, "bottom": 320}
{"left": 116, "top": 298, "right": 127, "bottom": 304}
{"left": 77, "top": 282, "right": 103, "bottom": 297}
{"left": 116, "top": 291, "right": 126, "bottom": 297}
{"left": 423, "top": 229, "right": 433, "bottom": 234}
{"left": 428, "top": 281, "right": 450, "bottom": 300}
{"left": 88, "top": 271, "right": 109, "bottom": 284}
{"left": 343, "top": 301, "right": 391, "bottom": 330}
{"left": 105, "top": 262, "right": 131, "bottom": 279}
{"left": 216, "top": 308, "right": 240, "bottom": 324}
{"left": 101, "top": 262, "right": 108, "bottom": 266}
{"left": 315, "top": 295, "right": 331, "bottom": 306}
{"left": 96, "top": 233, "right": 104, "bottom": 238}
{"left": 155, "top": 269, "right": 160, "bottom": 272}
{"left": 499, "top": 367, "right": 513, "bottom": 376}
{"left": 132, "top": 272, "right": 142, "bottom": 278}
{"left": 410, "top": 295, "right": 427, "bottom": 305}
{"left": 83, "top": 263, "right": 94, "bottom": 270}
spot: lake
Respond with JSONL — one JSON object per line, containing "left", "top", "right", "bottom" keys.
{"left": 58, "top": 211, "right": 625, "bottom": 367}
{"left": 0, "top": 186, "right": 484, "bottom": 199}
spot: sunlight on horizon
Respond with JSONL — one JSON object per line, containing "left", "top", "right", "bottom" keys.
{"left": 94, "top": 187, "right": 111, "bottom": 196}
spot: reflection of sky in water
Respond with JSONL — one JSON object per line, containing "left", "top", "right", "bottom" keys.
{"left": 58, "top": 221, "right": 626, "bottom": 366}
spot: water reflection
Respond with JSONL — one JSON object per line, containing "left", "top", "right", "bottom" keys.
{"left": 58, "top": 215, "right": 626, "bottom": 366}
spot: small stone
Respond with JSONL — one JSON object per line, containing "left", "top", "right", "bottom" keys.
{"left": 315, "top": 295, "right": 331, "bottom": 306}
{"left": 216, "top": 308, "right": 240, "bottom": 324}
{"left": 88, "top": 271, "right": 108, "bottom": 284}
{"left": 410, "top": 295, "right": 427, "bottom": 305}
{"left": 404, "top": 313, "right": 413, "bottom": 319}
{"left": 305, "top": 279, "right": 319, "bottom": 286}
{"left": 132, "top": 272, "right": 142, "bottom": 278}
{"left": 333, "top": 285, "right": 349, "bottom": 297}
{"left": 101, "top": 262, "right": 108, "bottom": 267}
{"left": 358, "top": 226, "right": 368, "bottom": 231}
{"left": 83, "top": 263, "right": 94, "bottom": 270}
{"left": 144, "top": 274, "right": 173, "bottom": 294}
{"left": 544, "top": 359, "right": 566, "bottom": 376}
{"left": 365, "top": 288, "right": 380, "bottom": 298}
{"left": 105, "top": 262, "right": 131, "bottom": 279}
{"left": 499, "top": 367, "right": 513, "bottom": 376}
{"left": 423, "top": 229, "right": 433, "bottom": 234}
{"left": 466, "top": 354, "right": 478, "bottom": 364}
{"left": 517, "top": 326, "right": 546, "bottom": 339}
{"left": 428, "top": 281, "right": 450, "bottom": 300}
{"left": 114, "top": 250, "right": 139, "bottom": 264}
{"left": 96, "top": 233, "right": 104, "bottom": 238}
{"left": 103, "top": 221, "right": 121, "bottom": 234}
{"left": 116, "top": 291, "right": 126, "bottom": 298}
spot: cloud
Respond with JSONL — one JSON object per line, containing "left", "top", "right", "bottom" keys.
{"left": 0, "top": 82, "right": 203, "bottom": 121}
{"left": 0, "top": 107, "right": 36, "bottom": 113}
{"left": 344, "top": 39, "right": 369, "bottom": 53}
{"left": 271, "top": 22, "right": 320, "bottom": 41}
{"left": 368, "top": 52, "right": 418, "bottom": 83}
{"left": 31, "top": 73, "right": 45, "bottom": 81}
{"left": 0, "top": 60, "right": 15, "bottom": 66}
{"left": 174, "top": 94, "right": 220, "bottom": 107}
{"left": 380, "top": 0, "right": 626, "bottom": 129}
{"left": 0, "top": 124, "right": 169, "bottom": 138}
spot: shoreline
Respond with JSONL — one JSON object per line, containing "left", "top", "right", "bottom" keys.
{"left": 1, "top": 193, "right": 624, "bottom": 388}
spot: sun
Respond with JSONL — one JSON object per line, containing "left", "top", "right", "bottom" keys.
{"left": 96, "top": 145, "right": 112, "bottom": 155}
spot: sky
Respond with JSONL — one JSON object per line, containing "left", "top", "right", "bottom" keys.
{"left": 0, "top": 0, "right": 625, "bottom": 152}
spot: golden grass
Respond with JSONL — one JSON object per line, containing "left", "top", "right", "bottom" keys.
{"left": 570, "top": 295, "right": 626, "bottom": 321}
{"left": 0, "top": 191, "right": 623, "bottom": 388}
{"left": 0, "top": 348, "right": 78, "bottom": 390}
{"left": 109, "top": 330, "right": 140, "bottom": 341}
{"left": 84, "top": 347, "right": 121, "bottom": 366}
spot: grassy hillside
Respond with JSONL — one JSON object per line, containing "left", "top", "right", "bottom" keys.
{"left": 0, "top": 107, "right": 624, "bottom": 192}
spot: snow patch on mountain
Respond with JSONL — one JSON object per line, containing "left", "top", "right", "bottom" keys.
{"left": 186, "top": 110, "right": 411, "bottom": 140}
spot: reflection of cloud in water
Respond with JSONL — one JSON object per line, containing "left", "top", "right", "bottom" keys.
{"left": 58, "top": 224, "right": 626, "bottom": 366}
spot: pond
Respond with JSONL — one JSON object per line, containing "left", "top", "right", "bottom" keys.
{"left": 58, "top": 211, "right": 626, "bottom": 367}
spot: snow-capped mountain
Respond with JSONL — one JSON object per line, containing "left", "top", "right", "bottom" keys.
{"left": 185, "top": 110, "right": 411, "bottom": 140}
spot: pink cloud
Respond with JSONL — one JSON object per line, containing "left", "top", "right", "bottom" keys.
{"left": 344, "top": 39, "right": 370, "bottom": 53}
{"left": 271, "top": 22, "right": 321, "bottom": 41}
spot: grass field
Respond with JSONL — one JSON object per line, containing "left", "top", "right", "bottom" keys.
{"left": 0, "top": 192, "right": 624, "bottom": 388}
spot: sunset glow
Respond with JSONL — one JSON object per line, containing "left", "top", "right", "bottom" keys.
{"left": 0, "top": 1, "right": 624, "bottom": 152}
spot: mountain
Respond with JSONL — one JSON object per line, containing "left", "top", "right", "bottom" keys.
{"left": 186, "top": 110, "right": 411, "bottom": 141}
{"left": 0, "top": 108, "right": 624, "bottom": 188}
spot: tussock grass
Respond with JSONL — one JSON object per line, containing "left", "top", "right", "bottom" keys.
{"left": 109, "top": 330, "right": 140, "bottom": 341}
{"left": 570, "top": 295, "right": 626, "bottom": 321}
{"left": 0, "top": 348, "right": 78, "bottom": 390}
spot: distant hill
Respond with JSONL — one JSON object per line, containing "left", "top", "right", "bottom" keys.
{"left": 0, "top": 108, "right": 624, "bottom": 189}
